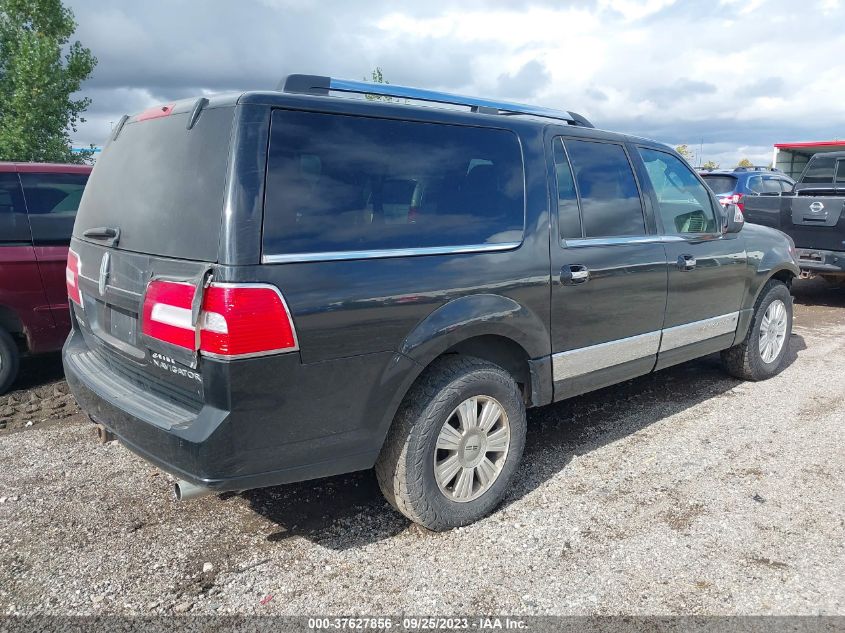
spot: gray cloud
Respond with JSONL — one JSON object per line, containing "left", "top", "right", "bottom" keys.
{"left": 642, "top": 79, "right": 718, "bottom": 107}
{"left": 585, "top": 87, "right": 608, "bottom": 102}
{"left": 495, "top": 60, "right": 550, "bottom": 99}
{"left": 743, "top": 76, "right": 786, "bottom": 99}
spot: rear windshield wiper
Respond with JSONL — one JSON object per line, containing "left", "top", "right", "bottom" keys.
{"left": 82, "top": 226, "right": 120, "bottom": 247}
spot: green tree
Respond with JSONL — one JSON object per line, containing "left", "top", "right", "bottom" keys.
{"left": 363, "top": 66, "right": 393, "bottom": 102}
{"left": 701, "top": 160, "right": 720, "bottom": 170}
{"left": 675, "top": 144, "right": 695, "bottom": 162}
{"left": 0, "top": 0, "right": 96, "bottom": 163}
{"left": 736, "top": 158, "right": 754, "bottom": 168}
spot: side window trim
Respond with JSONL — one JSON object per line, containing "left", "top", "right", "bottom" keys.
{"left": 561, "top": 137, "right": 651, "bottom": 244}
{"left": 634, "top": 145, "right": 721, "bottom": 239}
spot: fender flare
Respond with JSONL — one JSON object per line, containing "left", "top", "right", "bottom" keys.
{"left": 398, "top": 293, "right": 549, "bottom": 367}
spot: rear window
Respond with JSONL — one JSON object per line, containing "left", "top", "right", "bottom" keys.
{"left": 262, "top": 110, "right": 525, "bottom": 257}
{"left": 74, "top": 106, "right": 234, "bottom": 261}
{"left": 801, "top": 156, "right": 836, "bottom": 184}
{"left": 701, "top": 175, "right": 737, "bottom": 195}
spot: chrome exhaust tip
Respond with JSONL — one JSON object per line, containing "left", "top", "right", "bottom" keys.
{"left": 173, "top": 479, "right": 213, "bottom": 502}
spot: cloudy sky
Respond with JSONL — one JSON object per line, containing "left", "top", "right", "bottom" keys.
{"left": 66, "top": 0, "right": 844, "bottom": 167}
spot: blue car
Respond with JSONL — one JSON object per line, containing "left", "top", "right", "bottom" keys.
{"left": 700, "top": 167, "right": 795, "bottom": 214}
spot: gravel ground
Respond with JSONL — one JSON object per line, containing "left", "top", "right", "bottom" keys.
{"left": 1, "top": 279, "right": 843, "bottom": 616}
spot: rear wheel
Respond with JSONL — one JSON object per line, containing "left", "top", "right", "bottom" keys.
{"left": 721, "top": 280, "right": 792, "bottom": 381}
{"left": 375, "top": 356, "right": 526, "bottom": 531}
{"left": 0, "top": 328, "right": 20, "bottom": 395}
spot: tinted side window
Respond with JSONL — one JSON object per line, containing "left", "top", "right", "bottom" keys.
{"left": 778, "top": 179, "right": 794, "bottom": 193}
{"left": 20, "top": 172, "right": 89, "bottom": 216}
{"left": 747, "top": 176, "right": 764, "bottom": 194}
{"left": 553, "top": 138, "right": 582, "bottom": 240}
{"left": 638, "top": 148, "right": 718, "bottom": 235}
{"left": 0, "top": 173, "right": 31, "bottom": 243}
{"left": 802, "top": 156, "right": 835, "bottom": 184}
{"left": 564, "top": 140, "right": 645, "bottom": 238}
{"left": 263, "top": 111, "right": 525, "bottom": 256}
{"left": 762, "top": 178, "right": 781, "bottom": 194}
{"left": 20, "top": 172, "right": 89, "bottom": 245}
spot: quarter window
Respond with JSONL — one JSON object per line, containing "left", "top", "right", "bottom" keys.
{"left": 836, "top": 160, "right": 845, "bottom": 184}
{"left": 638, "top": 147, "right": 718, "bottom": 235}
{"left": 263, "top": 111, "right": 525, "bottom": 256}
{"left": 553, "top": 138, "right": 582, "bottom": 240}
{"left": 564, "top": 140, "right": 645, "bottom": 238}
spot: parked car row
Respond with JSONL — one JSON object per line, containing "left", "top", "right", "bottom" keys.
{"left": 0, "top": 162, "right": 91, "bottom": 393}
{"left": 55, "top": 75, "right": 799, "bottom": 530}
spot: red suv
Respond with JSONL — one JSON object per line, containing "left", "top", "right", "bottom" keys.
{"left": 0, "top": 162, "right": 91, "bottom": 393}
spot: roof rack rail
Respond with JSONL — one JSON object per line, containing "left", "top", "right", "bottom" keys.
{"left": 733, "top": 165, "right": 781, "bottom": 172}
{"left": 279, "top": 74, "right": 594, "bottom": 128}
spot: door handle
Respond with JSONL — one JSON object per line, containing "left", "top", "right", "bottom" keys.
{"left": 677, "top": 254, "right": 696, "bottom": 271}
{"left": 561, "top": 264, "right": 590, "bottom": 285}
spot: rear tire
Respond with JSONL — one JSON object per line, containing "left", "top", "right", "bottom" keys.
{"left": 721, "top": 280, "right": 792, "bottom": 381}
{"left": 0, "top": 328, "right": 20, "bottom": 395}
{"left": 375, "top": 356, "right": 526, "bottom": 531}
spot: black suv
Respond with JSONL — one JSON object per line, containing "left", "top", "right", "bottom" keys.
{"left": 64, "top": 75, "right": 799, "bottom": 530}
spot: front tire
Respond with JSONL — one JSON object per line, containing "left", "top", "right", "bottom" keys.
{"left": 0, "top": 328, "right": 20, "bottom": 395}
{"left": 721, "top": 280, "right": 792, "bottom": 381}
{"left": 375, "top": 356, "right": 527, "bottom": 531}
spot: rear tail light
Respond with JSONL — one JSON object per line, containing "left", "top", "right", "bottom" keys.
{"left": 66, "top": 249, "right": 81, "bottom": 305}
{"left": 142, "top": 280, "right": 197, "bottom": 350}
{"left": 731, "top": 193, "right": 745, "bottom": 212}
{"left": 141, "top": 280, "right": 298, "bottom": 359}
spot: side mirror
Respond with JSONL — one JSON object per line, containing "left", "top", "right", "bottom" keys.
{"left": 723, "top": 203, "right": 745, "bottom": 234}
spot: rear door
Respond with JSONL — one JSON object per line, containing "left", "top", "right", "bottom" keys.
{"left": 20, "top": 170, "right": 89, "bottom": 329}
{"left": 549, "top": 136, "right": 668, "bottom": 400}
{"left": 0, "top": 172, "right": 57, "bottom": 344}
{"left": 69, "top": 103, "right": 235, "bottom": 405}
{"left": 634, "top": 147, "right": 747, "bottom": 369}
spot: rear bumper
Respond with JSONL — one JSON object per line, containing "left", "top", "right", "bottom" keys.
{"left": 795, "top": 248, "right": 845, "bottom": 274}
{"left": 63, "top": 327, "right": 393, "bottom": 492}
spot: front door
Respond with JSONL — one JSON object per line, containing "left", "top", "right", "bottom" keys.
{"left": 634, "top": 147, "right": 748, "bottom": 370}
{"left": 549, "top": 136, "right": 668, "bottom": 400}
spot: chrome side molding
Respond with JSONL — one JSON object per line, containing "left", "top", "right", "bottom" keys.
{"left": 553, "top": 330, "right": 661, "bottom": 381}
{"left": 659, "top": 312, "right": 739, "bottom": 353}
{"left": 261, "top": 242, "right": 522, "bottom": 264}
{"left": 552, "top": 311, "right": 740, "bottom": 382}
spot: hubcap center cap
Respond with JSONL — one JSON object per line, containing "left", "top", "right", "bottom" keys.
{"left": 459, "top": 431, "right": 487, "bottom": 467}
